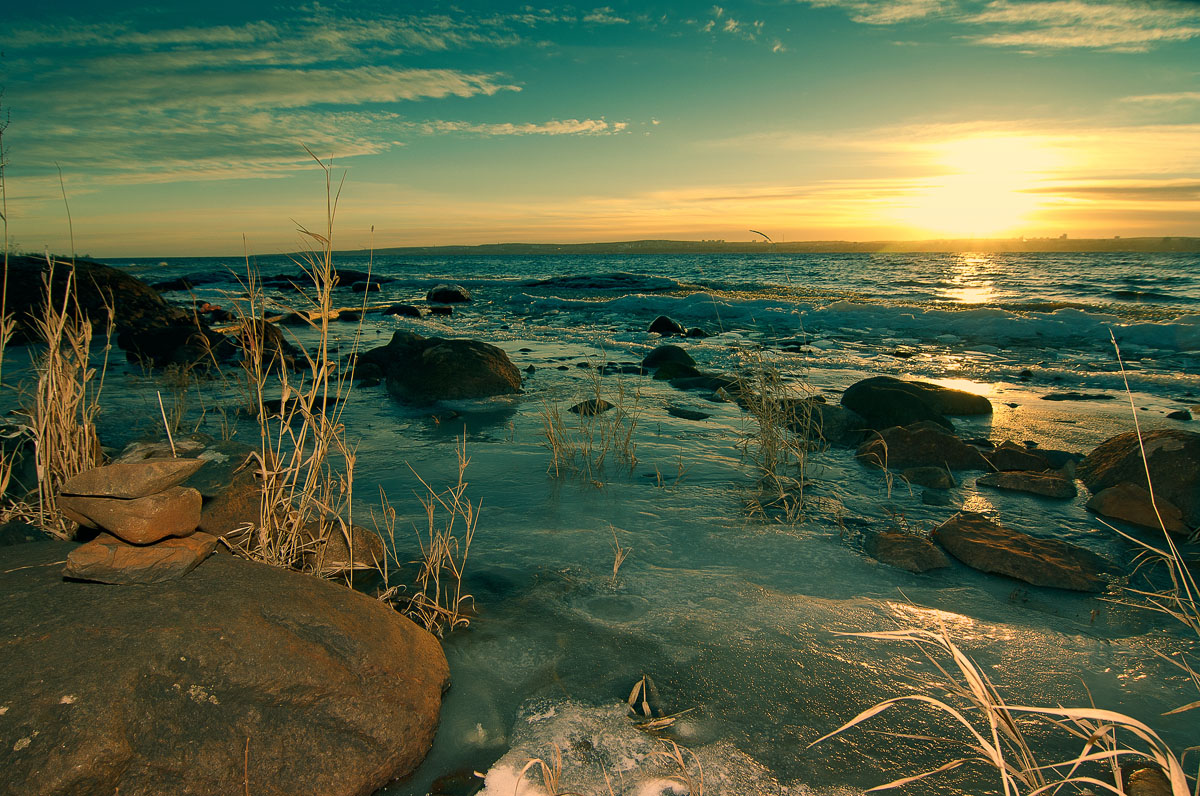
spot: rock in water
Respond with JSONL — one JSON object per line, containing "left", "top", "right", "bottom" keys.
{"left": 1085, "top": 482, "right": 1189, "bottom": 535}
{"left": 977, "top": 471, "right": 1078, "bottom": 499}
{"left": 841, "top": 376, "right": 991, "bottom": 431}
{"left": 641, "top": 344, "right": 695, "bottom": 370}
{"left": 568, "top": 399, "right": 614, "bottom": 416}
{"left": 1078, "top": 429, "right": 1200, "bottom": 532}
{"left": 932, "top": 512, "right": 1108, "bottom": 592}
{"left": 647, "top": 316, "right": 686, "bottom": 336}
{"left": 360, "top": 331, "right": 521, "bottom": 404}
{"left": 868, "top": 531, "right": 950, "bottom": 573}
{"left": 64, "top": 532, "right": 218, "bottom": 584}
{"left": 856, "top": 422, "right": 990, "bottom": 470}
{"left": 0, "top": 541, "right": 449, "bottom": 796}
{"left": 426, "top": 284, "right": 471, "bottom": 303}
{"left": 58, "top": 486, "right": 202, "bottom": 544}
{"left": 61, "top": 459, "right": 205, "bottom": 500}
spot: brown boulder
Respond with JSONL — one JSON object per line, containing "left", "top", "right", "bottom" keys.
{"left": 61, "top": 459, "right": 205, "bottom": 499}
{"left": 985, "top": 441, "right": 1052, "bottom": 472}
{"left": 841, "top": 376, "right": 991, "bottom": 431}
{"left": 856, "top": 422, "right": 990, "bottom": 471}
{"left": 932, "top": 512, "right": 1108, "bottom": 592}
{"left": 902, "top": 466, "right": 956, "bottom": 490}
{"left": 197, "top": 467, "right": 262, "bottom": 541}
{"left": 0, "top": 541, "right": 449, "bottom": 796}
{"left": 298, "top": 523, "right": 387, "bottom": 576}
{"left": 1085, "top": 482, "right": 1189, "bottom": 535}
{"left": 977, "top": 471, "right": 1078, "bottom": 499}
{"left": 1078, "top": 429, "right": 1200, "bottom": 530}
{"left": 868, "top": 532, "right": 950, "bottom": 573}
{"left": 58, "top": 486, "right": 202, "bottom": 544}
{"left": 64, "top": 532, "right": 218, "bottom": 584}
{"left": 361, "top": 331, "right": 521, "bottom": 404}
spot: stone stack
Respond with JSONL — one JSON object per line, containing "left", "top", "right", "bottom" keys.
{"left": 57, "top": 459, "right": 214, "bottom": 584}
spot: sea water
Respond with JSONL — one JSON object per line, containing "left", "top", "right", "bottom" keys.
{"left": 86, "top": 251, "right": 1200, "bottom": 792}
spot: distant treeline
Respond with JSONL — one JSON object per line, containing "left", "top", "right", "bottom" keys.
{"left": 345, "top": 237, "right": 1200, "bottom": 256}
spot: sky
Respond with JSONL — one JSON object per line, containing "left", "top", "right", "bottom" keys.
{"left": 1, "top": 0, "right": 1198, "bottom": 256}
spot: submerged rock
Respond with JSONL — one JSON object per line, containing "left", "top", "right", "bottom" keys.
{"left": 902, "top": 466, "right": 956, "bottom": 490}
{"left": 0, "top": 541, "right": 449, "bottom": 796}
{"left": 932, "top": 512, "right": 1108, "bottom": 592}
{"left": 383, "top": 303, "right": 423, "bottom": 318}
{"left": 360, "top": 331, "right": 522, "bottom": 404}
{"left": 569, "top": 399, "right": 614, "bottom": 416}
{"left": 977, "top": 470, "right": 1078, "bottom": 499}
{"left": 1078, "top": 429, "right": 1200, "bottom": 532}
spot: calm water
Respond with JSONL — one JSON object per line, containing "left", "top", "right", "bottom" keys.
{"left": 73, "top": 252, "right": 1200, "bottom": 792}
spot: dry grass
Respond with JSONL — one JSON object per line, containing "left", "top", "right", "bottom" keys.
{"left": 222, "top": 152, "right": 360, "bottom": 576}
{"left": 812, "top": 626, "right": 1195, "bottom": 795}
{"left": 609, "top": 525, "right": 631, "bottom": 587}
{"left": 540, "top": 364, "right": 640, "bottom": 484}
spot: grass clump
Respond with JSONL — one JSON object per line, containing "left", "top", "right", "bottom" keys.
{"left": 540, "top": 364, "right": 640, "bottom": 484}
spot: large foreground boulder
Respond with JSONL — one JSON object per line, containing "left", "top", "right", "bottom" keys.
{"left": 841, "top": 376, "right": 991, "bottom": 431}
{"left": 932, "top": 512, "right": 1109, "bottom": 592}
{"left": 0, "top": 541, "right": 449, "bottom": 796}
{"left": 360, "top": 330, "right": 521, "bottom": 404}
{"left": 1078, "top": 429, "right": 1200, "bottom": 533}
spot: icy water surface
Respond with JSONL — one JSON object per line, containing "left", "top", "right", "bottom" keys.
{"left": 70, "top": 252, "right": 1200, "bottom": 792}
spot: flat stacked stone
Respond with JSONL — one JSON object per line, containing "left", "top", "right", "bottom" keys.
{"left": 58, "top": 459, "right": 211, "bottom": 585}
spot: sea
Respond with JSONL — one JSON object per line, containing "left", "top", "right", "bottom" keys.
{"left": 66, "top": 251, "right": 1200, "bottom": 792}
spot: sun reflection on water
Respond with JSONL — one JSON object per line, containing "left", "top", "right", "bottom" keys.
{"left": 942, "top": 254, "right": 997, "bottom": 304}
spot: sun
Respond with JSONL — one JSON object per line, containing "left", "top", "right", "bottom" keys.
{"left": 893, "top": 135, "right": 1063, "bottom": 238}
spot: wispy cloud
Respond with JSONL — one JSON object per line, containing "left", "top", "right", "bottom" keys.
{"left": 795, "top": 0, "right": 1200, "bottom": 51}
{"left": 414, "top": 119, "right": 629, "bottom": 136}
{"left": 1120, "top": 91, "right": 1200, "bottom": 104}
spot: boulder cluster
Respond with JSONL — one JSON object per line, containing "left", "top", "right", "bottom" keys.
{"left": 58, "top": 459, "right": 215, "bottom": 584}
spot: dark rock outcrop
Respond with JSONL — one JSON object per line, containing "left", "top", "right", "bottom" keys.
{"left": 569, "top": 399, "right": 614, "bottom": 415}
{"left": 0, "top": 541, "right": 449, "bottom": 796}
{"left": 641, "top": 345, "right": 695, "bottom": 371}
{"left": 359, "top": 331, "right": 521, "bottom": 404}
{"left": 5, "top": 256, "right": 229, "bottom": 367}
{"left": 856, "top": 422, "right": 990, "bottom": 471}
{"left": 1078, "top": 429, "right": 1200, "bottom": 532}
{"left": 841, "top": 376, "right": 991, "bottom": 431}
{"left": 985, "top": 441, "right": 1052, "bottom": 472}
{"left": 932, "top": 512, "right": 1108, "bottom": 592}
{"left": 383, "top": 304, "right": 423, "bottom": 318}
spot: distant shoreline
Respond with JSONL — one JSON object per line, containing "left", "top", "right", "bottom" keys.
{"left": 342, "top": 236, "right": 1200, "bottom": 257}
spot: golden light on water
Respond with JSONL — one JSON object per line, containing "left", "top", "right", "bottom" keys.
{"left": 894, "top": 136, "right": 1066, "bottom": 238}
{"left": 943, "top": 254, "right": 996, "bottom": 303}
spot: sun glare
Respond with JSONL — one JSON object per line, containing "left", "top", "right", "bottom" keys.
{"left": 894, "top": 136, "right": 1064, "bottom": 238}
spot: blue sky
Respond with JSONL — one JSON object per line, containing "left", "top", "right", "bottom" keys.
{"left": 2, "top": 0, "right": 1198, "bottom": 255}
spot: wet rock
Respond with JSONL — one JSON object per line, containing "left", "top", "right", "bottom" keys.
{"left": 977, "top": 470, "right": 1078, "bottom": 499}
{"left": 685, "top": 327, "right": 709, "bottom": 338}
{"left": 856, "top": 422, "right": 990, "bottom": 471}
{"left": 652, "top": 361, "right": 703, "bottom": 381}
{"left": 360, "top": 331, "right": 522, "bottom": 405}
{"left": 902, "top": 466, "right": 956, "bottom": 490}
{"left": 922, "top": 489, "right": 952, "bottom": 506}
{"left": 338, "top": 310, "right": 362, "bottom": 322}
{"left": 429, "top": 305, "right": 453, "bottom": 317}
{"left": 642, "top": 346, "right": 696, "bottom": 377}
{"left": 669, "top": 374, "right": 739, "bottom": 393}
{"left": 1167, "top": 409, "right": 1192, "bottom": 421}
{"left": 1078, "top": 429, "right": 1200, "bottom": 530}
{"left": 62, "top": 459, "right": 205, "bottom": 500}
{"left": 569, "top": 399, "right": 614, "bottom": 416}
{"left": 1042, "top": 392, "right": 1115, "bottom": 401}
{"left": 384, "top": 303, "right": 423, "bottom": 318}
{"left": 197, "top": 467, "right": 262, "bottom": 541}
{"left": 58, "top": 486, "right": 202, "bottom": 545}
{"left": 932, "top": 511, "right": 1108, "bottom": 592}
{"left": 665, "top": 405, "right": 711, "bottom": 421}
{"left": 647, "top": 315, "right": 686, "bottom": 336}
{"left": 841, "top": 376, "right": 991, "bottom": 431}
{"left": 1123, "top": 766, "right": 1173, "bottom": 796}
{"left": 1085, "top": 482, "right": 1189, "bottom": 535}
{"left": 349, "top": 282, "right": 379, "bottom": 293}
{"left": 427, "top": 283, "right": 471, "bottom": 303}
{"left": 985, "top": 441, "right": 1052, "bottom": 472}
{"left": 64, "top": 532, "right": 219, "bottom": 585}
{"left": 0, "top": 541, "right": 449, "bottom": 796}
{"left": 868, "top": 531, "right": 950, "bottom": 573}
{"left": 234, "top": 318, "right": 301, "bottom": 369}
